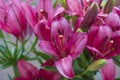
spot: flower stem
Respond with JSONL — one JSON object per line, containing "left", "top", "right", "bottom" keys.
{"left": 0, "top": 31, "right": 11, "bottom": 54}
{"left": 13, "top": 65, "right": 19, "bottom": 77}
{"left": 26, "top": 37, "right": 38, "bottom": 55}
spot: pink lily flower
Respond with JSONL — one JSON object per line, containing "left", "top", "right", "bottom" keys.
{"left": 87, "top": 25, "right": 120, "bottom": 80}
{"left": 0, "top": 0, "right": 9, "bottom": 31}
{"left": 105, "top": 7, "right": 120, "bottom": 31}
{"left": 15, "top": 60, "right": 61, "bottom": 80}
{"left": 21, "top": 0, "right": 65, "bottom": 28}
{"left": 66, "top": 0, "right": 100, "bottom": 16}
{"left": 39, "top": 17, "right": 87, "bottom": 79}
{"left": 0, "top": 0, "right": 32, "bottom": 41}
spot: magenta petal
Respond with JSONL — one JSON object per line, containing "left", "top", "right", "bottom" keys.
{"left": 39, "top": 41, "right": 59, "bottom": 57}
{"left": 100, "top": 59, "right": 116, "bottom": 80}
{"left": 67, "top": 33, "right": 87, "bottom": 59}
{"left": 105, "top": 13, "right": 120, "bottom": 27}
{"left": 113, "top": 7, "right": 120, "bottom": 17}
{"left": 87, "top": 26, "right": 99, "bottom": 46}
{"left": 66, "top": 0, "right": 82, "bottom": 16}
{"left": 55, "top": 56, "right": 74, "bottom": 79}
{"left": 87, "top": 46, "right": 104, "bottom": 59}
{"left": 34, "top": 19, "right": 51, "bottom": 41}
{"left": 17, "top": 60, "right": 38, "bottom": 79}
{"left": 74, "top": 17, "right": 83, "bottom": 32}
{"left": 51, "top": 17, "right": 72, "bottom": 48}
{"left": 21, "top": 2, "right": 36, "bottom": 28}
{"left": 7, "top": 5, "right": 22, "bottom": 39}
{"left": 15, "top": 77, "right": 26, "bottom": 80}
{"left": 106, "top": 30, "right": 120, "bottom": 57}
{"left": 39, "top": 69, "right": 61, "bottom": 80}
{"left": 92, "top": 25, "right": 114, "bottom": 50}
{"left": 36, "top": 0, "right": 54, "bottom": 22}
{"left": 54, "top": 7, "right": 65, "bottom": 17}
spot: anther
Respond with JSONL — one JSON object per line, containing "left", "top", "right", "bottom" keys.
{"left": 110, "top": 40, "right": 114, "bottom": 44}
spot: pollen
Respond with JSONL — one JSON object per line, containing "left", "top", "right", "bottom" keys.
{"left": 110, "top": 40, "right": 114, "bottom": 44}
{"left": 40, "top": 9, "right": 44, "bottom": 12}
{"left": 86, "top": 0, "right": 90, "bottom": 2}
{"left": 59, "top": 35, "right": 63, "bottom": 39}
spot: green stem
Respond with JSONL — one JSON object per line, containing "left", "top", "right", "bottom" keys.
{"left": 75, "top": 69, "right": 88, "bottom": 78}
{"left": 13, "top": 65, "right": 19, "bottom": 77}
{"left": 1, "top": 31, "right": 11, "bottom": 53}
{"left": 26, "top": 37, "right": 38, "bottom": 55}
{"left": 80, "top": 69, "right": 88, "bottom": 75}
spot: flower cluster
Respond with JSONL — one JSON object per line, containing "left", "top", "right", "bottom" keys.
{"left": 0, "top": 0, "right": 120, "bottom": 80}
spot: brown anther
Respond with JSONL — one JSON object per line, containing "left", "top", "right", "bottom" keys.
{"left": 59, "top": 35, "right": 63, "bottom": 39}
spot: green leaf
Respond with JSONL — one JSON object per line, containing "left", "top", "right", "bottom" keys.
{"left": 33, "top": 50, "right": 51, "bottom": 60}
{"left": 16, "top": 47, "right": 23, "bottom": 61}
{"left": 0, "top": 45, "right": 11, "bottom": 59}
{"left": 0, "top": 55, "right": 8, "bottom": 64}
{"left": 0, "top": 61, "right": 12, "bottom": 69}
{"left": 53, "top": 0, "right": 59, "bottom": 8}
{"left": 8, "top": 74, "right": 13, "bottom": 80}
{"left": 7, "top": 41, "right": 17, "bottom": 47}
{"left": 113, "top": 57, "right": 120, "bottom": 67}
{"left": 0, "top": 31, "right": 3, "bottom": 38}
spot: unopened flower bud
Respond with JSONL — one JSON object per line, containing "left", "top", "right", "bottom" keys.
{"left": 87, "top": 59, "right": 106, "bottom": 71}
{"left": 80, "top": 2, "right": 98, "bottom": 32}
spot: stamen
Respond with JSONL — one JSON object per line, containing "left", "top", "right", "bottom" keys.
{"left": 40, "top": 9, "right": 44, "bottom": 12}
{"left": 86, "top": 0, "right": 90, "bottom": 2}
{"left": 110, "top": 40, "right": 114, "bottom": 44}
{"left": 59, "top": 35, "right": 63, "bottom": 39}
{"left": 40, "top": 9, "right": 48, "bottom": 19}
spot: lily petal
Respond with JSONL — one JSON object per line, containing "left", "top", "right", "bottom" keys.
{"left": 39, "top": 40, "right": 59, "bottom": 58}
{"left": 15, "top": 77, "right": 26, "bottom": 80}
{"left": 17, "top": 60, "right": 38, "bottom": 79}
{"left": 36, "top": 0, "right": 54, "bottom": 22}
{"left": 7, "top": 5, "right": 22, "bottom": 39}
{"left": 34, "top": 19, "right": 51, "bottom": 41}
{"left": 87, "top": 46, "right": 104, "bottom": 59}
{"left": 100, "top": 59, "right": 116, "bottom": 80}
{"left": 92, "top": 25, "right": 114, "bottom": 51}
{"left": 74, "top": 17, "right": 83, "bottom": 32}
{"left": 39, "top": 69, "right": 61, "bottom": 80}
{"left": 105, "top": 13, "right": 120, "bottom": 28}
{"left": 51, "top": 17, "right": 72, "bottom": 49}
{"left": 55, "top": 55, "right": 74, "bottom": 79}
{"left": 87, "top": 25, "right": 99, "bottom": 46}
{"left": 67, "top": 33, "right": 87, "bottom": 59}
{"left": 54, "top": 7, "right": 65, "bottom": 18}
{"left": 106, "top": 30, "right": 120, "bottom": 57}
{"left": 66, "top": 0, "right": 82, "bottom": 16}
{"left": 21, "top": 2, "right": 36, "bottom": 28}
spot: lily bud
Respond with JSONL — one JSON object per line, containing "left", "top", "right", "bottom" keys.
{"left": 114, "top": 0, "right": 120, "bottom": 6}
{"left": 87, "top": 59, "right": 106, "bottom": 71}
{"left": 104, "top": 0, "right": 115, "bottom": 13}
{"left": 80, "top": 2, "right": 98, "bottom": 31}
{"left": 60, "top": 0, "right": 67, "bottom": 9}
{"left": 76, "top": 28, "right": 83, "bottom": 32}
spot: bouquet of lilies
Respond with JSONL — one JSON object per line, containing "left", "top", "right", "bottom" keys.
{"left": 0, "top": 0, "right": 120, "bottom": 80}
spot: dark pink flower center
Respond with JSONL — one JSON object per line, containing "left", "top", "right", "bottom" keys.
{"left": 102, "top": 38, "right": 116, "bottom": 56}
{"left": 36, "top": 9, "right": 48, "bottom": 22}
